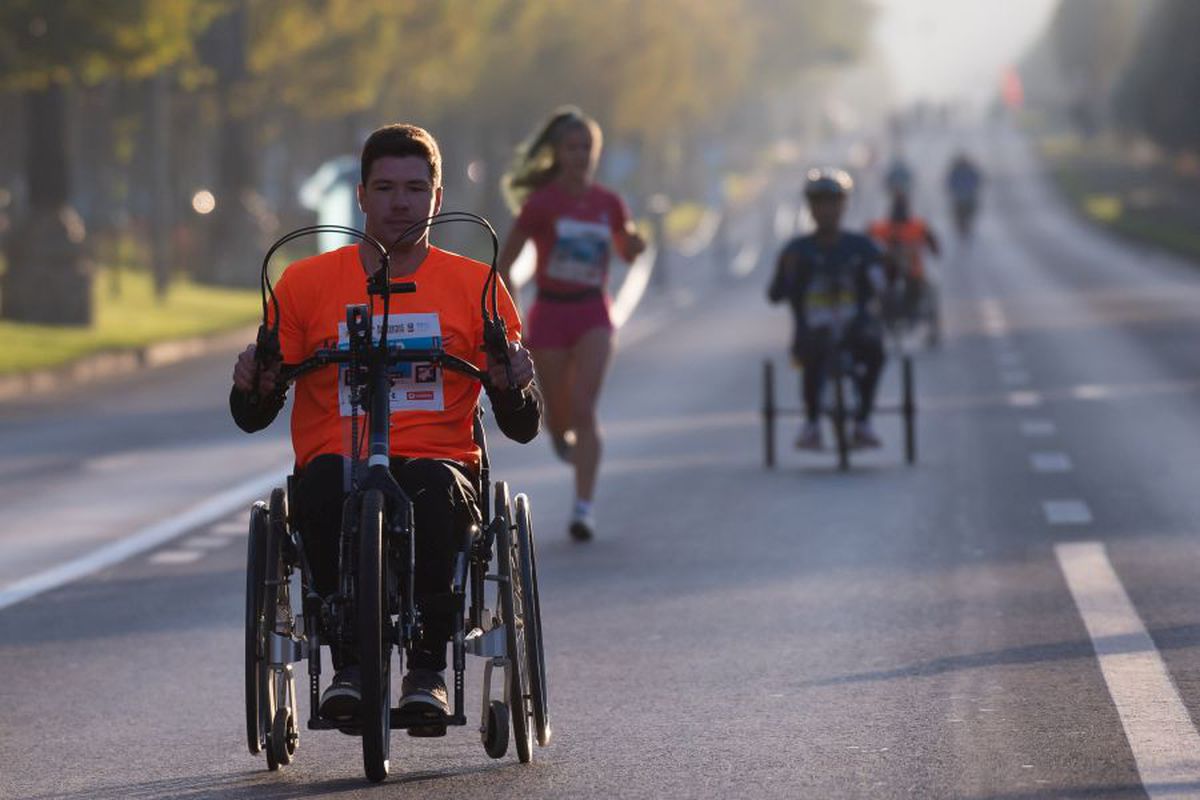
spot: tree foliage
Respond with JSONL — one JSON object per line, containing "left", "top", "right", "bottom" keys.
{"left": 1113, "top": 0, "right": 1200, "bottom": 151}
{"left": 0, "top": 0, "right": 223, "bottom": 90}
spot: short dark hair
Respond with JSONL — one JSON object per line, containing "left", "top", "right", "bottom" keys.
{"left": 360, "top": 124, "right": 442, "bottom": 187}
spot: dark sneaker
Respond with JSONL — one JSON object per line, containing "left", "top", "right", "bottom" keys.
{"left": 318, "top": 665, "right": 361, "bottom": 722}
{"left": 568, "top": 510, "right": 594, "bottom": 542}
{"left": 400, "top": 669, "right": 449, "bottom": 737}
{"left": 794, "top": 422, "right": 823, "bottom": 450}
{"left": 852, "top": 421, "right": 883, "bottom": 449}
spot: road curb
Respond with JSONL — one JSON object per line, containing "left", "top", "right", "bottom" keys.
{"left": 0, "top": 323, "right": 258, "bottom": 403}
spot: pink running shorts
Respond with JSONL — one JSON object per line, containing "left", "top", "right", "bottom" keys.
{"left": 524, "top": 294, "right": 614, "bottom": 350}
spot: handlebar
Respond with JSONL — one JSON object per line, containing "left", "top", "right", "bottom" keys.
{"left": 277, "top": 347, "right": 489, "bottom": 387}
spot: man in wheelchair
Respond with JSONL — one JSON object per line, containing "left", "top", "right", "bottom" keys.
{"left": 229, "top": 124, "right": 540, "bottom": 730}
{"left": 767, "top": 168, "right": 888, "bottom": 451}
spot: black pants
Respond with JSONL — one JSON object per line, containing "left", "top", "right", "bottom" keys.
{"left": 793, "top": 328, "right": 886, "bottom": 424}
{"left": 293, "top": 454, "right": 479, "bottom": 672}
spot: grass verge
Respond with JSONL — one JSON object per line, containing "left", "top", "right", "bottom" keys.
{"left": 0, "top": 268, "right": 259, "bottom": 375}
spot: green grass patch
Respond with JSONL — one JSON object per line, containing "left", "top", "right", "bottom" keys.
{"left": 1039, "top": 130, "right": 1200, "bottom": 264}
{"left": 0, "top": 268, "right": 260, "bottom": 375}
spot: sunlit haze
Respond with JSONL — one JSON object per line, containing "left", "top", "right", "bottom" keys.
{"left": 873, "top": 0, "right": 1058, "bottom": 107}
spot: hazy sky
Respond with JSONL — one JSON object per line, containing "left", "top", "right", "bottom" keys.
{"left": 872, "top": 0, "right": 1058, "bottom": 106}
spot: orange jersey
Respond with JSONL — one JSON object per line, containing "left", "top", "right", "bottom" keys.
{"left": 869, "top": 218, "right": 931, "bottom": 279}
{"left": 272, "top": 245, "right": 521, "bottom": 470}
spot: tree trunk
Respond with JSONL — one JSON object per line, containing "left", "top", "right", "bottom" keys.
{"left": 1, "top": 83, "right": 92, "bottom": 325}
{"left": 194, "top": 7, "right": 260, "bottom": 287}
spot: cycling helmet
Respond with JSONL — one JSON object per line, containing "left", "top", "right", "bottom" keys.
{"left": 804, "top": 167, "right": 854, "bottom": 198}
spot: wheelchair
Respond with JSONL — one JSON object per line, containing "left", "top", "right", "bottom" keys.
{"left": 241, "top": 219, "right": 550, "bottom": 783}
{"left": 244, "top": 414, "right": 550, "bottom": 782}
{"left": 761, "top": 334, "right": 916, "bottom": 472}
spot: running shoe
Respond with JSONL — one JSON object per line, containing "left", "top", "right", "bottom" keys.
{"left": 794, "top": 422, "right": 823, "bottom": 450}
{"left": 400, "top": 668, "right": 450, "bottom": 737}
{"left": 318, "top": 665, "right": 362, "bottom": 722}
{"left": 568, "top": 509, "right": 595, "bottom": 542}
{"left": 852, "top": 421, "right": 883, "bottom": 449}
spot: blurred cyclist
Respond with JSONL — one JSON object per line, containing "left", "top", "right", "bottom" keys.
{"left": 868, "top": 191, "right": 941, "bottom": 343}
{"left": 768, "top": 168, "right": 888, "bottom": 450}
{"left": 945, "top": 151, "right": 983, "bottom": 239}
{"left": 497, "top": 107, "right": 646, "bottom": 542}
{"left": 884, "top": 154, "right": 914, "bottom": 199}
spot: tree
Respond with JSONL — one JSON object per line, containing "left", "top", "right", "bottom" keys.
{"left": 1113, "top": 0, "right": 1200, "bottom": 152}
{"left": 0, "top": 0, "right": 221, "bottom": 323}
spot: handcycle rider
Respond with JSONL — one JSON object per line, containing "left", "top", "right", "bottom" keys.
{"left": 229, "top": 124, "right": 541, "bottom": 732}
{"left": 768, "top": 168, "right": 890, "bottom": 451}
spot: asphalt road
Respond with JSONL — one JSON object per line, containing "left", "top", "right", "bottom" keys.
{"left": 5, "top": 119, "right": 1200, "bottom": 799}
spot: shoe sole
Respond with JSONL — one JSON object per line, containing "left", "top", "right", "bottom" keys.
{"left": 398, "top": 695, "right": 450, "bottom": 737}
{"left": 319, "top": 694, "right": 361, "bottom": 723}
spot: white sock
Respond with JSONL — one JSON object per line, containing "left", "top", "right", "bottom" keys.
{"left": 573, "top": 499, "right": 593, "bottom": 518}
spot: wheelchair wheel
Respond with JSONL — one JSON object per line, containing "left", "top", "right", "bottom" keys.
{"left": 244, "top": 502, "right": 269, "bottom": 756}
{"left": 495, "top": 482, "right": 533, "bottom": 763}
{"left": 270, "top": 707, "right": 297, "bottom": 766}
{"left": 482, "top": 700, "right": 510, "bottom": 759}
{"left": 358, "top": 489, "right": 392, "bottom": 783}
{"left": 515, "top": 494, "right": 551, "bottom": 747}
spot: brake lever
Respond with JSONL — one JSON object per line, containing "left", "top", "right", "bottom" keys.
{"left": 248, "top": 323, "right": 282, "bottom": 407}
{"left": 482, "top": 317, "right": 513, "bottom": 390}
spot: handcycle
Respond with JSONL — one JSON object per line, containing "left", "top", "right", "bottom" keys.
{"left": 881, "top": 268, "right": 941, "bottom": 349}
{"left": 761, "top": 323, "right": 916, "bottom": 472}
{"left": 242, "top": 218, "right": 550, "bottom": 783}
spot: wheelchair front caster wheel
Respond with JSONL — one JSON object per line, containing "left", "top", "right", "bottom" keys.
{"left": 483, "top": 700, "right": 510, "bottom": 759}
{"left": 270, "top": 707, "right": 298, "bottom": 767}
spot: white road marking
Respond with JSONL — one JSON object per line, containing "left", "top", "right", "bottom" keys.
{"left": 1008, "top": 391, "right": 1043, "bottom": 408}
{"left": 1021, "top": 419, "right": 1057, "bottom": 437}
{"left": 1043, "top": 499, "right": 1093, "bottom": 526}
{"left": 148, "top": 550, "right": 204, "bottom": 565}
{"left": 1030, "top": 452, "right": 1073, "bottom": 473}
{"left": 210, "top": 519, "right": 249, "bottom": 536}
{"left": 979, "top": 299, "right": 1010, "bottom": 337}
{"left": 1056, "top": 541, "right": 1200, "bottom": 796}
{"left": 1072, "top": 384, "right": 1114, "bottom": 401}
{"left": 0, "top": 466, "right": 290, "bottom": 611}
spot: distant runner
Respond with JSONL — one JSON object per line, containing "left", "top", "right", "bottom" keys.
{"left": 497, "top": 106, "right": 646, "bottom": 542}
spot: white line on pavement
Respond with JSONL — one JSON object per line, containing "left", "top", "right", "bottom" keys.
{"left": 1030, "top": 452, "right": 1074, "bottom": 473}
{"left": 149, "top": 550, "right": 204, "bottom": 565}
{"left": 210, "top": 519, "right": 249, "bottom": 536}
{"left": 1021, "top": 420, "right": 1057, "bottom": 437}
{"left": 0, "top": 466, "right": 290, "bottom": 611}
{"left": 1043, "top": 499, "right": 1093, "bottom": 526}
{"left": 183, "top": 535, "right": 235, "bottom": 550}
{"left": 1008, "top": 391, "right": 1043, "bottom": 408}
{"left": 1056, "top": 542, "right": 1200, "bottom": 796}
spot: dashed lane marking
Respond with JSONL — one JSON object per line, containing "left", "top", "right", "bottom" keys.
{"left": 1021, "top": 420, "right": 1057, "bottom": 437}
{"left": 148, "top": 550, "right": 204, "bottom": 565}
{"left": 0, "top": 466, "right": 290, "bottom": 611}
{"left": 1043, "top": 499, "right": 1093, "bottom": 526}
{"left": 1007, "top": 391, "right": 1043, "bottom": 408}
{"left": 1030, "top": 452, "right": 1073, "bottom": 473}
{"left": 1056, "top": 541, "right": 1200, "bottom": 796}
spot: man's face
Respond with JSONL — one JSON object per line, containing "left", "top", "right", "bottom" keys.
{"left": 357, "top": 155, "right": 442, "bottom": 248}
{"left": 808, "top": 193, "right": 845, "bottom": 230}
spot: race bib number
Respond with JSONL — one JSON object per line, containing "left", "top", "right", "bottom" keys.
{"left": 337, "top": 312, "right": 444, "bottom": 414}
{"left": 546, "top": 217, "right": 611, "bottom": 287}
